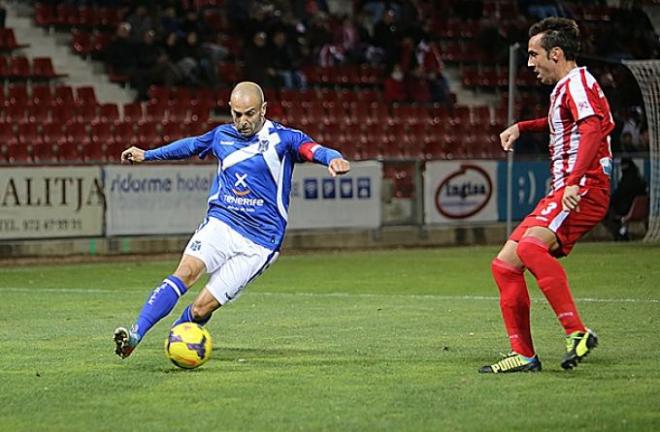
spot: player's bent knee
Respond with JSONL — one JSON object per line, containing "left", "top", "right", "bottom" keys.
{"left": 495, "top": 241, "right": 524, "bottom": 269}
{"left": 174, "top": 259, "right": 206, "bottom": 287}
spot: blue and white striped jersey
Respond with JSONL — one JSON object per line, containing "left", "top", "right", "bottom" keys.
{"left": 144, "top": 119, "right": 342, "bottom": 250}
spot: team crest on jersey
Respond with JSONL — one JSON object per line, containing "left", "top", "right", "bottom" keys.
{"left": 232, "top": 173, "right": 251, "bottom": 196}
{"left": 258, "top": 139, "right": 269, "bottom": 153}
{"left": 190, "top": 240, "right": 202, "bottom": 251}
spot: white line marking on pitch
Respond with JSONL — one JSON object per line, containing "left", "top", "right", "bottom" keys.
{"left": 1, "top": 287, "right": 658, "bottom": 304}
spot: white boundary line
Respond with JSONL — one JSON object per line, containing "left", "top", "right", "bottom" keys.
{"left": 2, "top": 287, "right": 659, "bottom": 304}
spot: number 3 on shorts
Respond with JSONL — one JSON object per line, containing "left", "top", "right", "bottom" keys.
{"left": 540, "top": 202, "right": 558, "bottom": 216}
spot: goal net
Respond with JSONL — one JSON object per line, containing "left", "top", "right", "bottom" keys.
{"left": 622, "top": 60, "right": 660, "bottom": 242}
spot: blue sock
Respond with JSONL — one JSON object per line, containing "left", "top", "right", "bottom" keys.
{"left": 132, "top": 275, "right": 188, "bottom": 340}
{"left": 173, "top": 304, "right": 211, "bottom": 327}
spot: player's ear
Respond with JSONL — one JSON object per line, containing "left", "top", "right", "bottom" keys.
{"left": 261, "top": 101, "right": 267, "bottom": 115}
{"left": 551, "top": 47, "right": 561, "bottom": 62}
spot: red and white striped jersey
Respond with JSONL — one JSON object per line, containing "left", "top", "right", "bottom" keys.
{"left": 547, "top": 67, "right": 614, "bottom": 191}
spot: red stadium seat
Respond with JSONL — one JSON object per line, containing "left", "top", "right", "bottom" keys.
{"left": 622, "top": 195, "right": 650, "bottom": 226}
{"left": 189, "top": 105, "right": 210, "bottom": 124}
{"left": 3, "top": 104, "right": 27, "bottom": 124}
{"left": 27, "top": 102, "right": 51, "bottom": 123}
{"left": 33, "top": 57, "right": 68, "bottom": 80}
{"left": 450, "top": 105, "right": 471, "bottom": 127}
{"left": 471, "top": 106, "right": 492, "bottom": 125}
{"left": 98, "top": 103, "right": 120, "bottom": 123}
{"left": 95, "top": 8, "right": 122, "bottom": 29}
{"left": 58, "top": 140, "right": 86, "bottom": 162}
{"left": 161, "top": 121, "right": 185, "bottom": 144}
{"left": 50, "top": 106, "right": 76, "bottom": 125}
{"left": 75, "top": 6, "right": 95, "bottom": 29}
{"left": 6, "top": 142, "right": 33, "bottom": 164}
{"left": 1, "top": 28, "right": 30, "bottom": 51}
{"left": 86, "top": 142, "right": 107, "bottom": 163}
{"left": 18, "top": 123, "right": 43, "bottom": 147}
{"left": 31, "top": 84, "right": 53, "bottom": 105}
{"left": 0, "top": 122, "right": 17, "bottom": 146}
{"left": 358, "top": 89, "right": 380, "bottom": 103}
{"left": 74, "top": 103, "right": 99, "bottom": 123}
{"left": 104, "top": 141, "right": 125, "bottom": 163}
{"left": 167, "top": 104, "right": 188, "bottom": 123}
{"left": 7, "top": 84, "right": 29, "bottom": 106}
{"left": 42, "top": 122, "right": 67, "bottom": 147}
{"left": 91, "top": 122, "right": 115, "bottom": 147}
{"left": 215, "top": 88, "right": 231, "bottom": 110}
{"left": 0, "top": 56, "right": 8, "bottom": 80}
{"left": 114, "top": 121, "right": 137, "bottom": 146}
{"left": 137, "top": 121, "right": 161, "bottom": 149}
{"left": 91, "top": 32, "right": 113, "bottom": 57}
{"left": 148, "top": 85, "right": 170, "bottom": 104}
{"left": 54, "top": 85, "right": 75, "bottom": 106}
{"left": 145, "top": 101, "right": 167, "bottom": 122}
{"left": 55, "top": 3, "right": 77, "bottom": 28}
{"left": 71, "top": 30, "right": 93, "bottom": 57}
{"left": 76, "top": 86, "right": 97, "bottom": 106}
{"left": 122, "top": 102, "right": 144, "bottom": 122}
{"left": 64, "top": 122, "right": 91, "bottom": 146}
{"left": 34, "top": 4, "right": 56, "bottom": 28}
{"left": 33, "top": 142, "right": 58, "bottom": 164}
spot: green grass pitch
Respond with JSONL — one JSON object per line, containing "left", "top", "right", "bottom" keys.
{"left": 1, "top": 243, "right": 659, "bottom": 431}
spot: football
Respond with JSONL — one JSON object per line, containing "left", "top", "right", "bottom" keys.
{"left": 165, "top": 323, "right": 213, "bottom": 369}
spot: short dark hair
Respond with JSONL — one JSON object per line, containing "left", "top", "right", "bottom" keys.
{"left": 528, "top": 17, "right": 580, "bottom": 61}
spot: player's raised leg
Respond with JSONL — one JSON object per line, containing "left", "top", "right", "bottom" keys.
{"left": 113, "top": 255, "right": 205, "bottom": 359}
{"left": 174, "top": 235, "right": 279, "bottom": 327}
{"left": 480, "top": 240, "right": 541, "bottom": 374}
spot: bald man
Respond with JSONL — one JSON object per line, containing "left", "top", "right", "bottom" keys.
{"left": 114, "top": 81, "right": 351, "bottom": 359}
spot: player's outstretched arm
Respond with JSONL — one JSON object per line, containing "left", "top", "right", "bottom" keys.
{"left": 121, "top": 146, "right": 146, "bottom": 164}
{"left": 499, "top": 124, "right": 520, "bottom": 152}
{"left": 501, "top": 117, "right": 549, "bottom": 152}
{"left": 328, "top": 158, "right": 351, "bottom": 177}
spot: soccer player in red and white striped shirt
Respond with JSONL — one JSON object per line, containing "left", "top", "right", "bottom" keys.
{"left": 480, "top": 17, "right": 614, "bottom": 374}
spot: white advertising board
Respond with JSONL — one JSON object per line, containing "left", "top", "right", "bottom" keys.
{"left": 424, "top": 161, "right": 498, "bottom": 223}
{"left": 105, "top": 165, "right": 216, "bottom": 236}
{"left": 0, "top": 167, "right": 104, "bottom": 239}
{"left": 288, "top": 161, "right": 382, "bottom": 229}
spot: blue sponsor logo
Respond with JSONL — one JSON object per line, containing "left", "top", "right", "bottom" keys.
{"left": 322, "top": 178, "right": 336, "bottom": 199}
{"left": 340, "top": 178, "right": 353, "bottom": 198}
{"left": 496, "top": 161, "right": 551, "bottom": 221}
{"left": 357, "top": 177, "right": 371, "bottom": 199}
{"left": 304, "top": 179, "right": 318, "bottom": 199}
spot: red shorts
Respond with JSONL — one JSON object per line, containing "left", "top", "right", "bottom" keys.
{"left": 510, "top": 187, "right": 609, "bottom": 257}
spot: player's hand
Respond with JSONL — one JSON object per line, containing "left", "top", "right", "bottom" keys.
{"left": 328, "top": 158, "right": 351, "bottom": 177}
{"left": 562, "top": 185, "right": 581, "bottom": 212}
{"left": 121, "top": 146, "right": 146, "bottom": 164}
{"left": 499, "top": 124, "right": 520, "bottom": 152}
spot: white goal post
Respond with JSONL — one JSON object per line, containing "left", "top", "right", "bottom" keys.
{"left": 622, "top": 60, "right": 660, "bottom": 242}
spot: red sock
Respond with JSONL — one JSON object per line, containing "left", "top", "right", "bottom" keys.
{"left": 516, "top": 237, "right": 586, "bottom": 335}
{"left": 491, "top": 258, "right": 535, "bottom": 357}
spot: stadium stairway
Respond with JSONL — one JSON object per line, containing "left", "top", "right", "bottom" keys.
{"left": 5, "top": 2, "right": 133, "bottom": 106}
